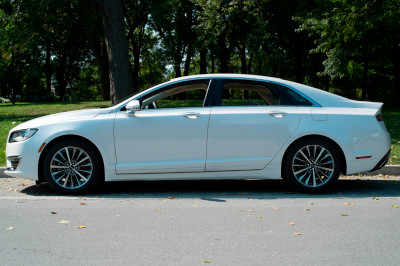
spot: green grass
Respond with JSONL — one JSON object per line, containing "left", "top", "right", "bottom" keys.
{"left": 382, "top": 107, "right": 400, "bottom": 165}
{"left": 1, "top": 102, "right": 399, "bottom": 167}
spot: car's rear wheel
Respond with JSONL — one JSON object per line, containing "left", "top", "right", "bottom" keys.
{"left": 43, "top": 139, "right": 103, "bottom": 194}
{"left": 283, "top": 139, "right": 341, "bottom": 192}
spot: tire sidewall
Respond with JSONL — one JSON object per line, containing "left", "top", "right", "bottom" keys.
{"left": 43, "top": 139, "right": 103, "bottom": 194}
{"left": 283, "top": 139, "right": 341, "bottom": 193}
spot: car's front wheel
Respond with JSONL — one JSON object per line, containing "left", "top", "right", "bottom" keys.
{"left": 43, "top": 139, "right": 103, "bottom": 194}
{"left": 283, "top": 139, "right": 341, "bottom": 192}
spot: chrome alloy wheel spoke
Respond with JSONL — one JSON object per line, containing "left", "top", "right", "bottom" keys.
{"left": 71, "top": 168, "right": 89, "bottom": 182}
{"left": 292, "top": 145, "right": 334, "bottom": 188}
{"left": 64, "top": 147, "right": 72, "bottom": 165}
{"left": 74, "top": 156, "right": 90, "bottom": 168}
{"left": 315, "top": 166, "right": 334, "bottom": 172}
{"left": 50, "top": 146, "right": 93, "bottom": 189}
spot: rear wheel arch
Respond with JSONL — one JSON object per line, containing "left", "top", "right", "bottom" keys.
{"left": 282, "top": 135, "right": 347, "bottom": 177}
{"left": 38, "top": 135, "right": 105, "bottom": 184}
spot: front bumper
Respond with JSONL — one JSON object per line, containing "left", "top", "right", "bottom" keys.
{"left": 4, "top": 134, "right": 44, "bottom": 180}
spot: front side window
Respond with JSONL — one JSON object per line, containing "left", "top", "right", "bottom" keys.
{"left": 140, "top": 80, "right": 210, "bottom": 109}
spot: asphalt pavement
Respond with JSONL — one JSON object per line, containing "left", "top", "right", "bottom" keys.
{"left": 1, "top": 172, "right": 400, "bottom": 265}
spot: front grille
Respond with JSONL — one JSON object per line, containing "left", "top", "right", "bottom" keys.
{"left": 7, "top": 156, "right": 22, "bottom": 171}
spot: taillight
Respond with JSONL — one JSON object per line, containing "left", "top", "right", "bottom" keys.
{"left": 376, "top": 113, "right": 383, "bottom": 121}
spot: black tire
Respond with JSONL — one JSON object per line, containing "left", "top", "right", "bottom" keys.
{"left": 283, "top": 138, "right": 341, "bottom": 193}
{"left": 43, "top": 139, "right": 103, "bottom": 194}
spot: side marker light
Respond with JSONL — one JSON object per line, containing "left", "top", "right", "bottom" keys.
{"left": 356, "top": 156, "right": 372, "bottom": 159}
{"left": 38, "top": 142, "right": 46, "bottom": 153}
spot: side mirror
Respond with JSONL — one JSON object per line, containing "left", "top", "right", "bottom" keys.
{"left": 126, "top": 100, "right": 141, "bottom": 115}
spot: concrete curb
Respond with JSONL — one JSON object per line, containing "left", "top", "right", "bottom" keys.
{"left": 1, "top": 165, "right": 400, "bottom": 179}
{"left": 361, "top": 165, "right": 400, "bottom": 176}
{"left": 1, "top": 167, "right": 8, "bottom": 178}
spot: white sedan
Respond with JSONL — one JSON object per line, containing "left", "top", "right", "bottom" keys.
{"left": 5, "top": 74, "right": 391, "bottom": 194}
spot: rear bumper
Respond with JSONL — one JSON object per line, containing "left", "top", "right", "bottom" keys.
{"left": 370, "top": 149, "right": 391, "bottom": 172}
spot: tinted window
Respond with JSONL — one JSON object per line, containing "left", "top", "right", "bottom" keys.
{"left": 279, "top": 85, "right": 313, "bottom": 106}
{"left": 140, "top": 80, "right": 210, "bottom": 109}
{"left": 216, "top": 80, "right": 313, "bottom": 107}
{"left": 221, "top": 82, "right": 279, "bottom": 106}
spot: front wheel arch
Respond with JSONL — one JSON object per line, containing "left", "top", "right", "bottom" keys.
{"left": 38, "top": 135, "right": 105, "bottom": 185}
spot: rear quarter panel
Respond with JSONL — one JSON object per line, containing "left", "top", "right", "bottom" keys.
{"left": 268, "top": 107, "right": 391, "bottom": 175}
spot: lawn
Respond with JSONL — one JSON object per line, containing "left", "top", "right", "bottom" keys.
{"left": 381, "top": 107, "right": 400, "bottom": 165}
{"left": 1, "top": 102, "right": 399, "bottom": 167}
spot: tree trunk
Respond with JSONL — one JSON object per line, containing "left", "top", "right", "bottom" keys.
{"left": 361, "top": 60, "right": 369, "bottom": 100}
{"left": 200, "top": 48, "right": 207, "bottom": 74}
{"left": 294, "top": 50, "right": 303, "bottom": 83}
{"left": 309, "top": 54, "right": 320, "bottom": 88}
{"left": 56, "top": 55, "right": 67, "bottom": 102}
{"left": 174, "top": 60, "right": 182, "bottom": 78}
{"left": 99, "top": 40, "right": 111, "bottom": 100}
{"left": 218, "top": 36, "right": 229, "bottom": 73}
{"left": 361, "top": 40, "right": 370, "bottom": 100}
{"left": 45, "top": 43, "right": 52, "bottom": 94}
{"left": 100, "top": 0, "right": 132, "bottom": 104}
{"left": 323, "top": 76, "right": 330, "bottom": 92}
{"left": 211, "top": 52, "right": 215, "bottom": 73}
{"left": 92, "top": 37, "right": 110, "bottom": 101}
{"left": 238, "top": 43, "right": 247, "bottom": 74}
{"left": 391, "top": 45, "right": 400, "bottom": 106}
{"left": 237, "top": 43, "right": 248, "bottom": 100}
{"left": 132, "top": 44, "right": 140, "bottom": 93}
{"left": 131, "top": 25, "right": 145, "bottom": 94}
{"left": 394, "top": 59, "right": 400, "bottom": 106}
{"left": 183, "top": 44, "right": 194, "bottom": 76}
{"left": 247, "top": 51, "right": 253, "bottom": 74}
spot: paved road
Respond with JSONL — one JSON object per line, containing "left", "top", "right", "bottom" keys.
{"left": 1, "top": 176, "right": 400, "bottom": 265}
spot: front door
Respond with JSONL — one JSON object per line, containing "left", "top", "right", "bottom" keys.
{"left": 114, "top": 79, "right": 212, "bottom": 174}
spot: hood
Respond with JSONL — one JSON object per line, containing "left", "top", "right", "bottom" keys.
{"left": 12, "top": 108, "right": 104, "bottom": 130}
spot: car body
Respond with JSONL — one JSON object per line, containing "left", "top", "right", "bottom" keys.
{"left": 5, "top": 74, "right": 391, "bottom": 193}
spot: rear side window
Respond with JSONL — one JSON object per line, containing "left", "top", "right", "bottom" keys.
{"left": 216, "top": 79, "right": 313, "bottom": 106}
{"left": 269, "top": 83, "right": 313, "bottom": 106}
{"left": 222, "top": 82, "right": 279, "bottom": 106}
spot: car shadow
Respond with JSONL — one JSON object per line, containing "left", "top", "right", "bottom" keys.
{"left": 19, "top": 178, "right": 400, "bottom": 200}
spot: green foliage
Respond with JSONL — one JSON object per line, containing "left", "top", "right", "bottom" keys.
{"left": 382, "top": 107, "right": 400, "bottom": 165}
{"left": 0, "top": 0, "right": 399, "bottom": 105}
{"left": 296, "top": 0, "right": 400, "bottom": 101}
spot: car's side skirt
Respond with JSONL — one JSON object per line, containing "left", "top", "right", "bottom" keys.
{"left": 105, "top": 163, "right": 282, "bottom": 182}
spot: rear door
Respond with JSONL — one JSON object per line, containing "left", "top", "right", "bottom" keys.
{"left": 206, "top": 79, "right": 301, "bottom": 171}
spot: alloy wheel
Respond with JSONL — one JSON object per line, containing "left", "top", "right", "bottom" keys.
{"left": 291, "top": 144, "right": 335, "bottom": 188}
{"left": 49, "top": 146, "right": 93, "bottom": 189}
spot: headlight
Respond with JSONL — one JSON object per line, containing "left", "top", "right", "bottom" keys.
{"left": 9, "top": 129, "right": 38, "bottom": 143}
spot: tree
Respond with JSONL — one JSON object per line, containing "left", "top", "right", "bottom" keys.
{"left": 125, "top": 0, "right": 152, "bottom": 93}
{"left": 151, "top": 0, "right": 198, "bottom": 78}
{"left": 297, "top": 0, "right": 400, "bottom": 101}
{"left": 99, "top": 0, "right": 132, "bottom": 103}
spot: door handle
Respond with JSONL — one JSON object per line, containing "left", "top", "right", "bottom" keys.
{"left": 183, "top": 112, "right": 201, "bottom": 119}
{"left": 268, "top": 111, "right": 287, "bottom": 117}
